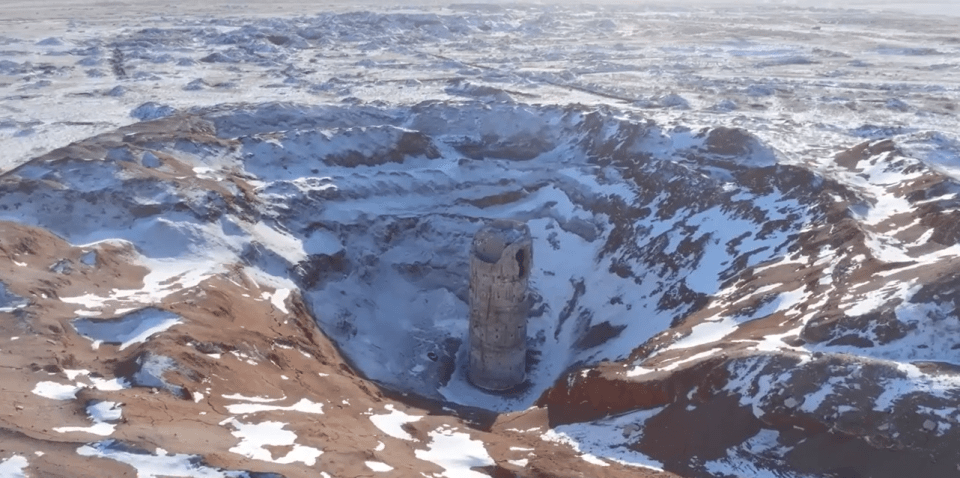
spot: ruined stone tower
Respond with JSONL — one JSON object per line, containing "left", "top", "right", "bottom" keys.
{"left": 468, "top": 219, "right": 532, "bottom": 391}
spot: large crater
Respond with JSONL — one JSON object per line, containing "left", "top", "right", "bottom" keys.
{"left": 1, "top": 101, "right": 833, "bottom": 411}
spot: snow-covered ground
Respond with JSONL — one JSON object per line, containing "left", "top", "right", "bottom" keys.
{"left": 2, "top": 1, "right": 958, "bottom": 172}
{"left": 2, "top": 2, "right": 960, "bottom": 478}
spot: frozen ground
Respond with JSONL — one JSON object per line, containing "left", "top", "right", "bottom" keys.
{"left": 2, "top": 0, "right": 959, "bottom": 171}
{"left": 1, "top": 2, "right": 960, "bottom": 478}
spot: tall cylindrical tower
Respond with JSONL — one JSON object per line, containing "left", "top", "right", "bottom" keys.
{"left": 468, "top": 219, "right": 532, "bottom": 391}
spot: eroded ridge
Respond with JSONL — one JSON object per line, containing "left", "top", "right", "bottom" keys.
{"left": 3, "top": 97, "right": 960, "bottom": 477}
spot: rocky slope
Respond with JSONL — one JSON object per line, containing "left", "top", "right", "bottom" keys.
{"left": 2, "top": 3, "right": 960, "bottom": 478}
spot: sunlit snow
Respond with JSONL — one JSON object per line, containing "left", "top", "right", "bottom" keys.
{"left": 223, "top": 419, "right": 322, "bottom": 466}
{"left": 414, "top": 427, "right": 494, "bottom": 478}
{"left": 32, "top": 381, "right": 82, "bottom": 401}
{"left": 369, "top": 404, "right": 422, "bottom": 441}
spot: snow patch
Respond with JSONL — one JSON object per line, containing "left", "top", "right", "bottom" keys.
{"left": 0, "top": 455, "right": 28, "bottom": 478}
{"left": 32, "top": 381, "right": 82, "bottom": 400}
{"left": 225, "top": 398, "right": 324, "bottom": 415}
{"left": 55, "top": 400, "right": 122, "bottom": 437}
{"left": 77, "top": 440, "right": 243, "bottom": 478}
{"left": 223, "top": 419, "right": 322, "bottom": 466}
{"left": 223, "top": 393, "right": 285, "bottom": 403}
{"left": 369, "top": 404, "right": 422, "bottom": 441}
{"left": 414, "top": 428, "right": 494, "bottom": 478}
{"left": 365, "top": 461, "right": 393, "bottom": 472}
{"left": 72, "top": 308, "right": 182, "bottom": 351}
{"left": 0, "top": 282, "right": 27, "bottom": 313}
{"left": 542, "top": 407, "right": 664, "bottom": 471}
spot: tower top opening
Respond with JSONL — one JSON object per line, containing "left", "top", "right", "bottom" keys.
{"left": 471, "top": 219, "right": 531, "bottom": 264}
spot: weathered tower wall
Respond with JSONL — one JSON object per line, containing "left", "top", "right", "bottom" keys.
{"left": 468, "top": 220, "right": 532, "bottom": 391}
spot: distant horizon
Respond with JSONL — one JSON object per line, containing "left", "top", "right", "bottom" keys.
{"left": 456, "top": 0, "right": 960, "bottom": 17}
{"left": 2, "top": 0, "right": 960, "bottom": 19}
